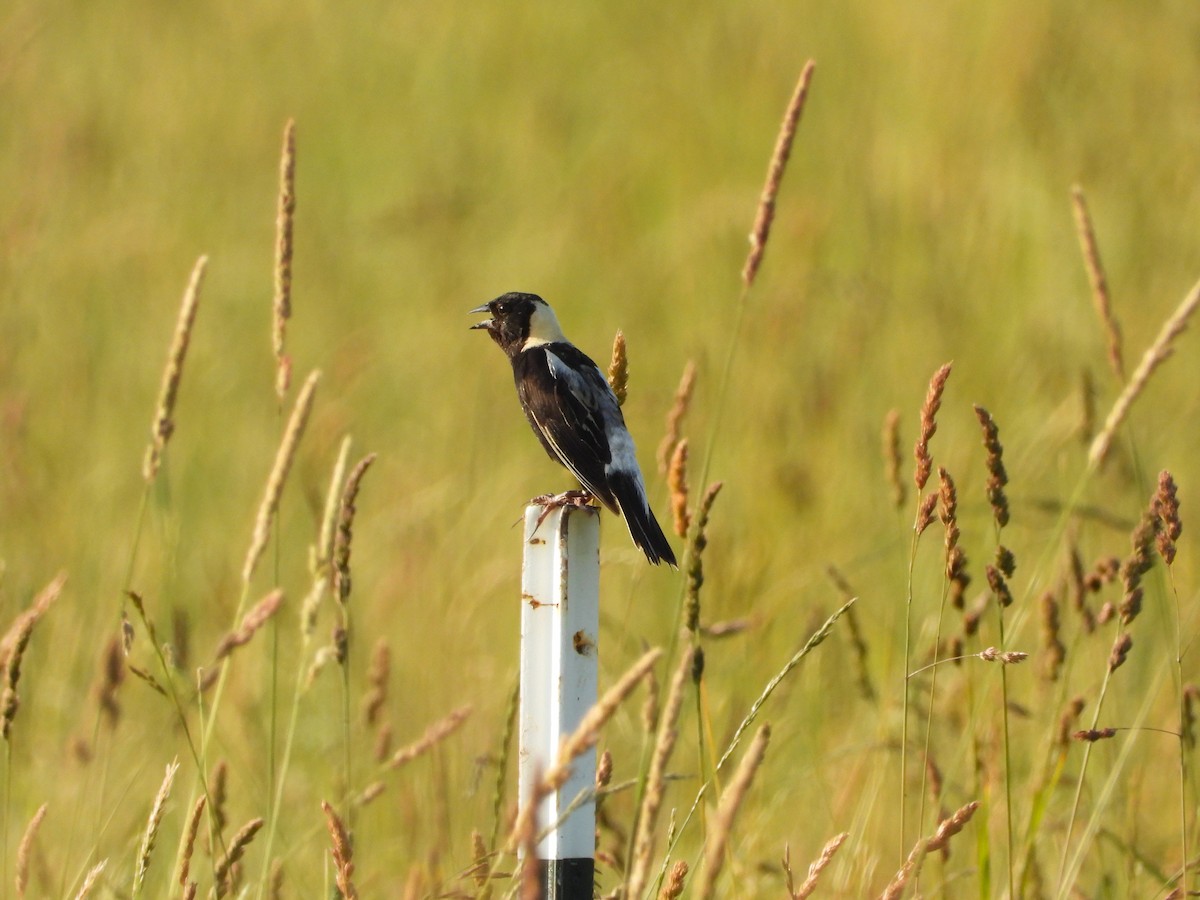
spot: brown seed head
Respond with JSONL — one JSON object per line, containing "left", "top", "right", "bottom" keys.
{"left": 1108, "top": 632, "right": 1133, "bottom": 672}
{"left": 668, "top": 439, "right": 691, "bottom": 538}
{"left": 913, "top": 363, "right": 952, "bottom": 491}
{"left": 606, "top": 330, "right": 628, "bottom": 407}
{"left": 145, "top": 256, "right": 207, "bottom": 482}
{"left": 334, "top": 453, "right": 377, "bottom": 605}
{"left": 274, "top": 119, "right": 296, "bottom": 400}
{"left": 1154, "top": 470, "right": 1182, "bottom": 564}
{"left": 1071, "top": 186, "right": 1124, "bottom": 383}
{"left": 743, "top": 61, "right": 816, "bottom": 287}
{"left": 657, "top": 360, "right": 697, "bottom": 474}
{"left": 321, "top": 801, "right": 357, "bottom": 900}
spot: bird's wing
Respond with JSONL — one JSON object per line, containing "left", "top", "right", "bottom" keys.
{"left": 516, "top": 344, "right": 619, "bottom": 509}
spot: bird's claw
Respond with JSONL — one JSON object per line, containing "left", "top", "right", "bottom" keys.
{"left": 529, "top": 490, "right": 597, "bottom": 531}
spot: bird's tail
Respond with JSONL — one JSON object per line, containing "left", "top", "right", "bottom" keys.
{"left": 609, "top": 471, "right": 678, "bottom": 568}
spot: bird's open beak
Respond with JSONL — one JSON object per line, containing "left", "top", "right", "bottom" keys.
{"left": 468, "top": 303, "right": 493, "bottom": 330}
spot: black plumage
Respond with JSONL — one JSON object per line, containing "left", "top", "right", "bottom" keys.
{"left": 471, "top": 292, "right": 677, "bottom": 567}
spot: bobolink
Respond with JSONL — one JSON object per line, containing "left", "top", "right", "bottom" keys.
{"left": 470, "top": 292, "right": 677, "bottom": 567}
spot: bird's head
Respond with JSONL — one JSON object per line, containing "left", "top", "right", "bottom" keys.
{"left": 469, "top": 292, "right": 566, "bottom": 358}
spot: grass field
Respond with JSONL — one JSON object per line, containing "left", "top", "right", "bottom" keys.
{"left": 3, "top": 1, "right": 1200, "bottom": 896}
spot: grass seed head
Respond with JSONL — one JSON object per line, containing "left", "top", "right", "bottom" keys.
{"left": 1154, "top": 469, "right": 1182, "bottom": 564}
{"left": 274, "top": 118, "right": 296, "bottom": 400}
{"left": 606, "top": 329, "right": 627, "bottom": 407}
{"left": 743, "top": 61, "right": 816, "bottom": 287}
{"left": 913, "top": 362, "right": 952, "bottom": 491}
{"left": 657, "top": 360, "right": 697, "bottom": 473}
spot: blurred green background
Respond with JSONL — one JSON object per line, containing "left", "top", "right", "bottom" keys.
{"left": 3, "top": 0, "right": 1200, "bottom": 895}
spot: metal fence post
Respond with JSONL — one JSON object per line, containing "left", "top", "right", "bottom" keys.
{"left": 519, "top": 503, "right": 599, "bottom": 898}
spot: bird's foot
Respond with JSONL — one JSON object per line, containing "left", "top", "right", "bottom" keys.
{"left": 529, "top": 490, "right": 597, "bottom": 530}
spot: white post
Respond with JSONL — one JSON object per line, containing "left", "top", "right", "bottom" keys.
{"left": 519, "top": 503, "right": 599, "bottom": 898}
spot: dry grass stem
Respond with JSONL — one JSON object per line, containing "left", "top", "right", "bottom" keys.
{"left": 627, "top": 645, "right": 695, "bottom": 898}
{"left": 791, "top": 831, "right": 849, "bottom": 900}
{"left": 693, "top": 724, "right": 771, "bottom": 900}
{"left": 541, "top": 647, "right": 662, "bottom": 793}
{"left": 243, "top": 369, "right": 320, "bottom": 583}
{"left": 214, "top": 817, "right": 265, "bottom": 898}
{"left": 144, "top": 255, "right": 207, "bottom": 481}
{"left": 659, "top": 860, "right": 688, "bottom": 899}
{"left": 742, "top": 60, "right": 816, "bottom": 287}
{"left": 73, "top": 860, "right": 107, "bottom": 900}
{"left": 1071, "top": 186, "right": 1124, "bottom": 382}
{"left": 607, "top": 329, "right": 628, "bottom": 407}
{"left": 134, "top": 759, "right": 180, "bottom": 896}
{"left": 883, "top": 409, "right": 905, "bottom": 508}
{"left": 386, "top": 705, "right": 473, "bottom": 770}
{"left": 175, "top": 795, "right": 206, "bottom": 889}
{"left": 214, "top": 589, "right": 284, "bottom": 660}
{"left": 1089, "top": 276, "right": 1200, "bottom": 466}
{"left": 507, "top": 649, "right": 662, "bottom": 853}
{"left": 913, "top": 363, "right": 952, "bottom": 491}
{"left": 15, "top": 802, "right": 48, "bottom": 897}
{"left": 334, "top": 453, "right": 377, "bottom": 604}
{"left": 321, "top": 801, "right": 358, "bottom": 899}
{"left": 274, "top": 118, "right": 296, "bottom": 400}
{"left": 657, "top": 360, "right": 697, "bottom": 473}
{"left": 667, "top": 438, "right": 690, "bottom": 538}
{"left": 718, "top": 599, "right": 854, "bottom": 771}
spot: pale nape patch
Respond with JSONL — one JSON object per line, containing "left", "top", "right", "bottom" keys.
{"left": 522, "top": 301, "right": 568, "bottom": 348}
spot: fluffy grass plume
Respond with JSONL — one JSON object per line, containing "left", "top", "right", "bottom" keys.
{"left": 132, "top": 759, "right": 180, "bottom": 898}
{"left": 386, "top": 705, "right": 473, "bottom": 770}
{"left": 213, "top": 817, "right": 265, "bottom": 898}
{"left": 144, "top": 255, "right": 207, "bottom": 482}
{"left": 743, "top": 60, "right": 816, "bottom": 287}
{"left": 274, "top": 118, "right": 296, "bottom": 400}
{"left": 243, "top": 369, "right": 320, "bottom": 583}
{"left": 607, "top": 329, "right": 627, "bottom": 407}
{"left": 334, "top": 453, "right": 377, "bottom": 604}
{"left": 1089, "top": 276, "right": 1200, "bottom": 466}
{"left": 657, "top": 360, "right": 697, "bottom": 473}
{"left": 627, "top": 645, "right": 695, "bottom": 898}
{"left": 15, "top": 802, "right": 48, "bottom": 898}
{"left": 786, "top": 831, "right": 849, "bottom": 900}
{"left": 173, "top": 795, "right": 205, "bottom": 890}
{"left": 693, "top": 723, "right": 771, "bottom": 900}
{"left": 913, "top": 362, "right": 952, "bottom": 492}
{"left": 1071, "top": 185, "right": 1124, "bottom": 383}
{"left": 321, "top": 801, "right": 358, "bottom": 899}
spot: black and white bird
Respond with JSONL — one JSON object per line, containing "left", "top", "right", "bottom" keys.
{"left": 470, "top": 292, "right": 677, "bottom": 567}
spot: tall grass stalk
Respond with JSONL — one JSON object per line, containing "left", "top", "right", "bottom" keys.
{"left": 255, "top": 436, "right": 351, "bottom": 898}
